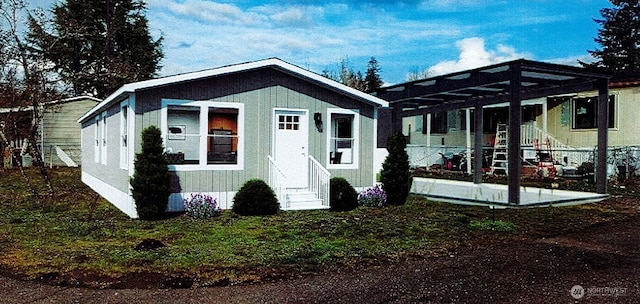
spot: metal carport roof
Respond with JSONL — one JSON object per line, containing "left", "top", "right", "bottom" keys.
{"left": 373, "top": 59, "right": 612, "bottom": 206}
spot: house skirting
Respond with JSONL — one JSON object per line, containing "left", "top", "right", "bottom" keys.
{"left": 83, "top": 171, "right": 240, "bottom": 217}
{"left": 82, "top": 172, "right": 138, "bottom": 218}
{"left": 168, "top": 192, "right": 237, "bottom": 211}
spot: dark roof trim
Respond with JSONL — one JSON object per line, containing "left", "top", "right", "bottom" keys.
{"left": 373, "top": 59, "right": 612, "bottom": 115}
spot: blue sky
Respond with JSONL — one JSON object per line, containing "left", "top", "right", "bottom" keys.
{"left": 40, "top": 0, "right": 612, "bottom": 85}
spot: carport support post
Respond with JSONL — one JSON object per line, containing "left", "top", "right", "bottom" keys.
{"left": 508, "top": 64, "right": 522, "bottom": 205}
{"left": 473, "top": 101, "right": 484, "bottom": 184}
{"left": 596, "top": 79, "right": 609, "bottom": 194}
{"left": 392, "top": 102, "right": 404, "bottom": 134}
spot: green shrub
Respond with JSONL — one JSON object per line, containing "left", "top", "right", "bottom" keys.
{"left": 130, "top": 126, "right": 172, "bottom": 220}
{"left": 232, "top": 179, "right": 280, "bottom": 216}
{"left": 380, "top": 132, "right": 411, "bottom": 205}
{"left": 329, "top": 177, "right": 358, "bottom": 212}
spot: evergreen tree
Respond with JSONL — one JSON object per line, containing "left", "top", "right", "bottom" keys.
{"left": 28, "top": 0, "right": 163, "bottom": 98}
{"left": 364, "top": 57, "right": 383, "bottom": 92}
{"left": 130, "top": 126, "right": 171, "bottom": 220}
{"left": 322, "top": 57, "right": 371, "bottom": 92}
{"left": 380, "top": 132, "right": 411, "bottom": 205}
{"left": 582, "top": 0, "right": 640, "bottom": 73}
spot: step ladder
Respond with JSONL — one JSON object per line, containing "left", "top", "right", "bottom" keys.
{"left": 490, "top": 124, "right": 508, "bottom": 175}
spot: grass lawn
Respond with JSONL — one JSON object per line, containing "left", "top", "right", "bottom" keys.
{"left": 0, "top": 168, "right": 636, "bottom": 288}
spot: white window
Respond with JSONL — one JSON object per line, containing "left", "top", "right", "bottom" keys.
{"left": 94, "top": 116, "right": 100, "bottom": 163}
{"left": 100, "top": 112, "right": 107, "bottom": 165}
{"left": 327, "top": 108, "right": 359, "bottom": 169}
{"left": 119, "top": 101, "right": 129, "bottom": 169}
{"left": 161, "top": 99, "right": 244, "bottom": 170}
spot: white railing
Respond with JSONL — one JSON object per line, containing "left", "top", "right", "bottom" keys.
{"left": 268, "top": 155, "right": 288, "bottom": 209}
{"left": 309, "top": 155, "right": 331, "bottom": 207}
{"left": 520, "top": 123, "right": 590, "bottom": 166}
{"left": 521, "top": 123, "right": 571, "bottom": 151}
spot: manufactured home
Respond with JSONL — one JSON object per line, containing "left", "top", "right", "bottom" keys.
{"left": 399, "top": 79, "right": 640, "bottom": 149}
{"left": 0, "top": 96, "right": 100, "bottom": 167}
{"left": 78, "top": 58, "right": 389, "bottom": 218}
{"left": 396, "top": 76, "right": 640, "bottom": 173}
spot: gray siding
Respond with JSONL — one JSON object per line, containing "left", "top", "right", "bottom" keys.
{"left": 40, "top": 98, "right": 98, "bottom": 166}
{"left": 134, "top": 68, "right": 378, "bottom": 193}
{"left": 81, "top": 102, "right": 131, "bottom": 193}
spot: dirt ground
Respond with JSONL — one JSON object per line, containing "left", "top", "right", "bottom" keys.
{"left": 1, "top": 198, "right": 638, "bottom": 304}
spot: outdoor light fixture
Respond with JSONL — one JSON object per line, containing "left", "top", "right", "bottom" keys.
{"left": 314, "top": 112, "right": 323, "bottom": 132}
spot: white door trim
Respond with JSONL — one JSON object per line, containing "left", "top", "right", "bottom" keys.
{"left": 272, "top": 108, "right": 309, "bottom": 189}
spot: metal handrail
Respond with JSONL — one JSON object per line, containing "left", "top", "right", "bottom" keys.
{"left": 308, "top": 155, "right": 331, "bottom": 207}
{"left": 267, "top": 155, "right": 288, "bottom": 209}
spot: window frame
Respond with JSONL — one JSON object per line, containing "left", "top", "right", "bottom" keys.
{"left": 327, "top": 108, "right": 359, "bottom": 169}
{"left": 426, "top": 111, "right": 448, "bottom": 134}
{"left": 119, "top": 100, "right": 129, "bottom": 169}
{"left": 571, "top": 95, "right": 616, "bottom": 130}
{"left": 100, "top": 112, "right": 107, "bottom": 165}
{"left": 94, "top": 116, "right": 100, "bottom": 163}
{"left": 161, "top": 99, "right": 244, "bottom": 171}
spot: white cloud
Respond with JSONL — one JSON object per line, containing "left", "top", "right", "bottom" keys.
{"left": 147, "top": 0, "right": 468, "bottom": 78}
{"left": 164, "top": 0, "right": 264, "bottom": 26}
{"left": 427, "top": 37, "right": 528, "bottom": 76}
{"left": 418, "top": 0, "right": 488, "bottom": 12}
{"left": 254, "top": 5, "right": 325, "bottom": 27}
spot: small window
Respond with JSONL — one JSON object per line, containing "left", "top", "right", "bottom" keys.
{"left": 278, "top": 114, "right": 300, "bottom": 130}
{"left": 120, "top": 101, "right": 129, "bottom": 169}
{"left": 572, "top": 95, "right": 615, "bottom": 129}
{"left": 328, "top": 109, "right": 359, "bottom": 168}
{"left": 100, "top": 112, "right": 107, "bottom": 165}
{"left": 429, "top": 111, "right": 448, "bottom": 134}
{"left": 94, "top": 116, "right": 100, "bottom": 163}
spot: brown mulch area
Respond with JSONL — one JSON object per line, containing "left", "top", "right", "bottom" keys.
{"left": 1, "top": 197, "right": 638, "bottom": 303}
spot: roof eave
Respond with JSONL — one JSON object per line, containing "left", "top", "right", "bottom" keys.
{"left": 78, "top": 58, "right": 389, "bottom": 123}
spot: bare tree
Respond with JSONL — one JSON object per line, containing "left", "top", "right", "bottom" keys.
{"left": 406, "top": 66, "right": 431, "bottom": 81}
{"left": 0, "top": 0, "right": 62, "bottom": 197}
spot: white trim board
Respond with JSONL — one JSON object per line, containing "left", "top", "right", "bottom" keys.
{"left": 82, "top": 172, "right": 138, "bottom": 218}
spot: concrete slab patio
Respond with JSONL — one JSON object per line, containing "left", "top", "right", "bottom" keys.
{"left": 411, "top": 177, "right": 609, "bottom": 208}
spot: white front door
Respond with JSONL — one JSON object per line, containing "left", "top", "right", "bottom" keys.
{"left": 274, "top": 109, "right": 308, "bottom": 188}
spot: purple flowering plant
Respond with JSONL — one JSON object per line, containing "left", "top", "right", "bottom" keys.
{"left": 183, "top": 193, "right": 222, "bottom": 219}
{"left": 358, "top": 185, "right": 387, "bottom": 208}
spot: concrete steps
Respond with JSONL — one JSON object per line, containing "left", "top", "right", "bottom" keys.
{"left": 283, "top": 189, "right": 329, "bottom": 210}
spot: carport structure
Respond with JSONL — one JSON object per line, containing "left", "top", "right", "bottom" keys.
{"left": 373, "top": 59, "right": 612, "bottom": 206}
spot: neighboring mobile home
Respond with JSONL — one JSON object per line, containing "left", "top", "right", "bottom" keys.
{"left": 401, "top": 78, "right": 640, "bottom": 148}
{"left": 78, "top": 58, "right": 389, "bottom": 218}
{"left": 0, "top": 96, "right": 100, "bottom": 167}
{"left": 399, "top": 77, "right": 640, "bottom": 170}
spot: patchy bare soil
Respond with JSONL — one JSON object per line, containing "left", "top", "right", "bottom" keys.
{"left": 1, "top": 197, "right": 638, "bottom": 303}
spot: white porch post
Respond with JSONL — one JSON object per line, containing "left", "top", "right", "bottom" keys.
{"left": 425, "top": 113, "right": 431, "bottom": 147}
{"left": 465, "top": 108, "right": 472, "bottom": 174}
{"left": 542, "top": 99, "right": 548, "bottom": 134}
